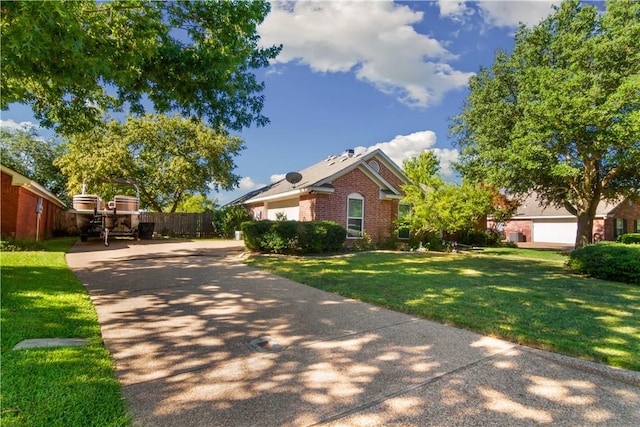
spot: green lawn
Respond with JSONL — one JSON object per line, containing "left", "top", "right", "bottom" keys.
{"left": 246, "top": 248, "right": 640, "bottom": 371}
{"left": 1, "top": 238, "right": 130, "bottom": 426}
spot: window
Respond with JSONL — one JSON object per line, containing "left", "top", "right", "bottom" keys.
{"left": 635, "top": 219, "right": 639, "bottom": 233}
{"left": 347, "top": 193, "right": 364, "bottom": 238}
{"left": 615, "top": 218, "right": 627, "bottom": 238}
{"left": 398, "top": 203, "right": 411, "bottom": 239}
{"left": 368, "top": 160, "right": 380, "bottom": 173}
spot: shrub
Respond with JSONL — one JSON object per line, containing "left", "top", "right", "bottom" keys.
{"left": 457, "top": 228, "right": 501, "bottom": 247}
{"left": 567, "top": 243, "right": 640, "bottom": 284}
{"left": 241, "top": 220, "right": 346, "bottom": 254}
{"left": 213, "top": 205, "right": 253, "bottom": 238}
{"left": 0, "top": 238, "right": 46, "bottom": 252}
{"left": 617, "top": 233, "right": 640, "bottom": 244}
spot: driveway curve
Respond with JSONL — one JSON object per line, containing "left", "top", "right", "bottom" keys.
{"left": 66, "top": 239, "right": 640, "bottom": 426}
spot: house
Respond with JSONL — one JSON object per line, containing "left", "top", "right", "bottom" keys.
{"left": 229, "top": 149, "right": 410, "bottom": 245}
{"left": 1, "top": 165, "right": 65, "bottom": 240}
{"left": 492, "top": 193, "right": 640, "bottom": 244}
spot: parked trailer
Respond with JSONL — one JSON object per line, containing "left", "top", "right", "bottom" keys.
{"left": 72, "top": 195, "right": 140, "bottom": 246}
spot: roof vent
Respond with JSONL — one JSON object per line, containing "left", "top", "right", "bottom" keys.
{"left": 343, "top": 148, "right": 354, "bottom": 158}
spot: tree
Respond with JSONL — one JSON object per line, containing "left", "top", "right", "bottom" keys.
{"left": 174, "top": 194, "right": 218, "bottom": 213}
{"left": 0, "top": 127, "right": 69, "bottom": 204}
{"left": 1, "top": 1, "right": 281, "bottom": 135}
{"left": 450, "top": 0, "right": 640, "bottom": 248}
{"left": 401, "top": 151, "right": 494, "bottom": 237}
{"left": 56, "top": 114, "right": 244, "bottom": 212}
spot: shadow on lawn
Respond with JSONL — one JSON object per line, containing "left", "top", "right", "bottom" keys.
{"left": 0, "top": 265, "right": 100, "bottom": 352}
{"left": 263, "top": 252, "right": 640, "bottom": 371}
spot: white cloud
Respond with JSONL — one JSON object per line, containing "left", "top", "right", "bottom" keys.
{"left": 259, "top": 1, "right": 474, "bottom": 108}
{"left": 270, "top": 173, "right": 286, "bottom": 183}
{"left": 477, "top": 1, "right": 560, "bottom": 28}
{"left": 238, "top": 176, "right": 264, "bottom": 190}
{"left": 437, "top": 0, "right": 471, "bottom": 22}
{"left": 355, "top": 130, "right": 459, "bottom": 179}
{"left": 0, "top": 119, "right": 38, "bottom": 131}
{"left": 437, "top": 1, "right": 561, "bottom": 29}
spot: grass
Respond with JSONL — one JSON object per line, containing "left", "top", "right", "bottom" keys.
{"left": 246, "top": 248, "right": 640, "bottom": 371}
{"left": 1, "top": 238, "right": 130, "bottom": 426}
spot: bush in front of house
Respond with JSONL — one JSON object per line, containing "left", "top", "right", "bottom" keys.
{"left": 567, "top": 242, "right": 640, "bottom": 284}
{"left": 616, "top": 233, "right": 640, "bottom": 244}
{"left": 212, "top": 205, "right": 253, "bottom": 238}
{"left": 241, "top": 220, "right": 346, "bottom": 254}
{"left": 456, "top": 228, "right": 502, "bottom": 247}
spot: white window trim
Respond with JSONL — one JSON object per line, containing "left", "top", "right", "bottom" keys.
{"left": 347, "top": 193, "right": 364, "bottom": 239}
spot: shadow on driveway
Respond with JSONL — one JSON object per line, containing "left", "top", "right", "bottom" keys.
{"left": 66, "top": 240, "right": 640, "bottom": 426}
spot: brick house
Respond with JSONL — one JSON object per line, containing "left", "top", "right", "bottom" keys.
{"left": 1, "top": 165, "right": 65, "bottom": 240}
{"left": 230, "top": 149, "right": 410, "bottom": 245}
{"left": 491, "top": 193, "right": 640, "bottom": 244}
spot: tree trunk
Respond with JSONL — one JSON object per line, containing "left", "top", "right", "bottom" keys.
{"left": 575, "top": 211, "right": 594, "bottom": 249}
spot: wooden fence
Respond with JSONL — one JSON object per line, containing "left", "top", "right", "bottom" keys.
{"left": 55, "top": 211, "right": 217, "bottom": 238}
{"left": 138, "top": 212, "right": 216, "bottom": 238}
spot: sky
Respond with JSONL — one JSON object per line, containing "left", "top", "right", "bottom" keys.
{"left": 1, "top": 0, "right": 571, "bottom": 205}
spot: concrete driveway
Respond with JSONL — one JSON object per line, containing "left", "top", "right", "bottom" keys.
{"left": 66, "top": 239, "right": 640, "bottom": 426}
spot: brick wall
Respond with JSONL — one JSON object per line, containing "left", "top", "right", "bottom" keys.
{"left": 1, "top": 171, "right": 19, "bottom": 237}
{"left": 607, "top": 199, "right": 640, "bottom": 239}
{"left": 1, "top": 170, "right": 62, "bottom": 239}
{"left": 317, "top": 168, "right": 399, "bottom": 244}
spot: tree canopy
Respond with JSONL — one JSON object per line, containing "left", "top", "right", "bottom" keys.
{"left": 0, "top": 127, "right": 69, "bottom": 204}
{"left": 401, "top": 151, "right": 494, "bottom": 237}
{"left": 1, "top": 0, "right": 281, "bottom": 135}
{"left": 450, "top": 0, "right": 640, "bottom": 248}
{"left": 55, "top": 114, "right": 244, "bottom": 212}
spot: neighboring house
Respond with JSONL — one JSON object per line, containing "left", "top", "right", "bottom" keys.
{"left": 491, "top": 193, "right": 640, "bottom": 244}
{"left": 1, "top": 165, "right": 65, "bottom": 240}
{"left": 229, "top": 149, "right": 410, "bottom": 245}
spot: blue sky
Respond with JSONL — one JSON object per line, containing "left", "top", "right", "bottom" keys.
{"left": 1, "top": 1, "right": 570, "bottom": 205}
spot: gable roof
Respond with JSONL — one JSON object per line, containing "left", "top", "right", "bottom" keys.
{"left": 511, "top": 193, "right": 624, "bottom": 219}
{"left": 232, "top": 149, "right": 408, "bottom": 205}
{"left": 1, "top": 164, "right": 65, "bottom": 208}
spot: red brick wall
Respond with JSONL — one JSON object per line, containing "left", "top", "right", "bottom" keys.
{"left": 1, "top": 171, "right": 62, "bottom": 239}
{"left": 1, "top": 171, "right": 19, "bottom": 237}
{"left": 316, "top": 168, "right": 399, "bottom": 244}
{"left": 607, "top": 199, "right": 640, "bottom": 239}
{"left": 498, "top": 218, "right": 532, "bottom": 242}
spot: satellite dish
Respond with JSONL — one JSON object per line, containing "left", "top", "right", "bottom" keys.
{"left": 285, "top": 172, "right": 302, "bottom": 187}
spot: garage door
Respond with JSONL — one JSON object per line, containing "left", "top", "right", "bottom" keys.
{"left": 532, "top": 219, "right": 577, "bottom": 244}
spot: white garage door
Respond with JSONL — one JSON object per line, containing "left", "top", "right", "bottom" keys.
{"left": 532, "top": 219, "right": 577, "bottom": 244}
{"left": 266, "top": 199, "right": 300, "bottom": 221}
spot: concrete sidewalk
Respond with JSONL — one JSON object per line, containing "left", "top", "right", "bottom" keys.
{"left": 66, "top": 239, "right": 640, "bottom": 426}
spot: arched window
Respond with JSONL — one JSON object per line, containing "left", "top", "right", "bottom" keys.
{"left": 347, "top": 193, "right": 364, "bottom": 238}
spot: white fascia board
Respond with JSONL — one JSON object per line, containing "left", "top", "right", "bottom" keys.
{"left": 507, "top": 214, "right": 608, "bottom": 220}
{"left": 1, "top": 165, "right": 65, "bottom": 207}
{"left": 246, "top": 186, "right": 334, "bottom": 204}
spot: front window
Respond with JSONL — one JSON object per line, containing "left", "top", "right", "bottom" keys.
{"left": 398, "top": 203, "right": 411, "bottom": 239}
{"left": 615, "top": 218, "right": 626, "bottom": 238}
{"left": 347, "top": 193, "right": 364, "bottom": 238}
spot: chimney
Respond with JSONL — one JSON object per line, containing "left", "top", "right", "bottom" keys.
{"left": 343, "top": 148, "right": 354, "bottom": 158}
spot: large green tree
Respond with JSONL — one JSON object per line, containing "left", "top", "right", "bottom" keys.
{"left": 451, "top": 0, "right": 640, "bottom": 248}
{"left": 1, "top": 0, "right": 281, "bottom": 135}
{"left": 56, "top": 114, "right": 244, "bottom": 212}
{"left": 401, "top": 151, "right": 494, "bottom": 237}
{"left": 0, "top": 127, "right": 69, "bottom": 204}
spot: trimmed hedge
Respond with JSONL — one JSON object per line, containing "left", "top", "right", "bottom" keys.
{"left": 567, "top": 243, "right": 640, "bottom": 284}
{"left": 241, "top": 220, "right": 346, "bottom": 254}
{"left": 617, "top": 233, "right": 640, "bottom": 244}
